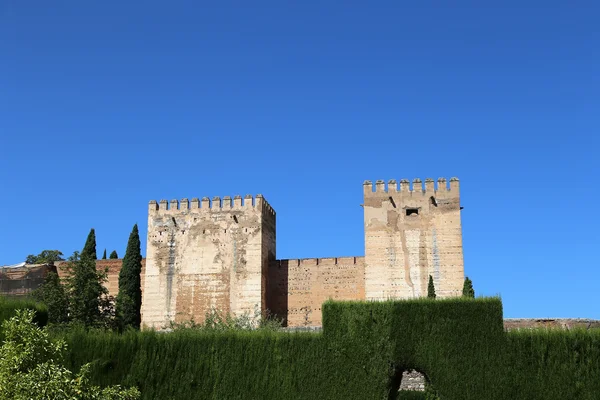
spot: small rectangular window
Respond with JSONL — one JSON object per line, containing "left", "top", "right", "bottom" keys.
{"left": 406, "top": 208, "right": 419, "bottom": 216}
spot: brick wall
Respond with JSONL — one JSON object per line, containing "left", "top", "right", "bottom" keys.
{"left": 267, "top": 257, "right": 365, "bottom": 327}
{"left": 56, "top": 259, "right": 146, "bottom": 298}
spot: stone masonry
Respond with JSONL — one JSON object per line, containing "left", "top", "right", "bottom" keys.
{"left": 141, "top": 195, "right": 275, "bottom": 329}
{"left": 363, "top": 178, "right": 464, "bottom": 300}
{"left": 134, "top": 177, "right": 464, "bottom": 328}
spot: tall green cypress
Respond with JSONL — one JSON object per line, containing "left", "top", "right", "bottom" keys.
{"left": 102, "top": 249, "right": 107, "bottom": 259}
{"left": 116, "top": 224, "right": 143, "bottom": 330}
{"left": 462, "top": 277, "right": 475, "bottom": 298}
{"left": 35, "top": 272, "right": 69, "bottom": 324}
{"left": 109, "top": 250, "right": 118, "bottom": 259}
{"left": 427, "top": 275, "right": 436, "bottom": 299}
{"left": 81, "top": 229, "right": 97, "bottom": 260}
{"left": 65, "top": 252, "right": 108, "bottom": 327}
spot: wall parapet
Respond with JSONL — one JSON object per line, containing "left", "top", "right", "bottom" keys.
{"left": 274, "top": 256, "right": 364, "bottom": 267}
{"left": 363, "top": 177, "right": 459, "bottom": 195}
{"left": 149, "top": 194, "right": 275, "bottom": 214}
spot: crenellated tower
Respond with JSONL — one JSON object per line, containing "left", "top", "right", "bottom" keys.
{"left": 141, "top": 194, "right": 276, "bottom": 329}
{"left": 363, "top": 177, "right": 464, "bottom": 301}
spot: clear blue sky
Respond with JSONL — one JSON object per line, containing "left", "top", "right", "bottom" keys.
{"left": 1, "top": 1, "right": 598, "bottom": 319}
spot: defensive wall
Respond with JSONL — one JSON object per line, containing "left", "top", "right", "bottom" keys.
{"left": 3, "top": 177, "right": 466, "bottom": 328}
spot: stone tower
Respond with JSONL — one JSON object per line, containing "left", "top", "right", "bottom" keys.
{"left": 363, "top": 178, "right": 464, "bottom": 301}
{"left": 141, "top": 195, "right": 276, "bottom": 329}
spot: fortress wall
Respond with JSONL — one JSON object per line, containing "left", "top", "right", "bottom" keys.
{"left": 141, "top": 195, "right": 275, "bottom": 329}
{"left": 363, "top": 178, "right": 464, "bottom": 301}
{"left": 267, "top": 256, "right": 365, "bottom": 327}
{"left": 56, "top": 259, "right": 146, "bottom": 299}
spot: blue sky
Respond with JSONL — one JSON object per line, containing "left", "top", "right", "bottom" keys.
{"left": 1, "top": 1, "right": 598, "bottom": 319}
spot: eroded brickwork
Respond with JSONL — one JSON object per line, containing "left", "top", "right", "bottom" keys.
{"left": 267, "top": 257, "right": 365, "bottom": 326}
{"left": 363, "top": 178, "right": 464, "bottom": 301}
{"left": 141, "top": 195, "right": 276, "bottom": 329}
{"left": 56, "top": 259, "right": 146, "bottom": 299}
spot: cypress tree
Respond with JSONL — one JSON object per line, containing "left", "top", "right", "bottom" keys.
{"left": 109, "top": 250, "right": 118, "bottom": 259}
{"left": 35, "top": 272, "right": 69, "bottom": 324}
{"left": 102, "top": 249, "right": 107, "bottom": 259}
{"left": 81, "top": 229, "right": 97, "bottom": 260}
{"left": 65, "top": 252, "right": 108, "bottom": 327}
{"left": 116, "top": 224, "right": 143, "bottom": 330}
{"left": 462, "top": 276, "right": 475, "bottom": 298}
{"left": 427, "top": 275, "right": 436, "bottom": 299}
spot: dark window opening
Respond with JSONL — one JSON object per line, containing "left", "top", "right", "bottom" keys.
{"left": 406, "top": 208, "right": 419, "bottom": 216}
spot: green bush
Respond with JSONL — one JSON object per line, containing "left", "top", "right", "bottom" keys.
{"left": 51, "top": 298, "right": 600, "bottom": 400}
{"left": 0, "top": 297, "right": 47, "bottom": 341}
{"left": 398, "top": 391, "right": 427, "bottom": 400}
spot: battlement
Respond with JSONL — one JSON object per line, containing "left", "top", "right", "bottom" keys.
{"left": 274, "top": 256, "right": 363, "bottom": 267}
{"left": 363, "top": 177, "right": 459, "bottom": 196}
{"left": 148, "top": 194, "right": 276, "bottom": 216}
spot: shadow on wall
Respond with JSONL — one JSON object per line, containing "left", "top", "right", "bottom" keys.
{"left": 267, "top": 260, "right": 289, "bottom": 326}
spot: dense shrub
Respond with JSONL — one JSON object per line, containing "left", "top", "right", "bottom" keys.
{"left": 51, "top": 298, "right": 600, "bottom": 400}
{"left": 0, "top": 297, "right": 47, "bottom": 341}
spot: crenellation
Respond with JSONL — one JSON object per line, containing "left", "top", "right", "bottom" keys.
{"left": 363, "top": 180, "right": 373, "bottom": 195}
{"left": 222, "top": 196, "right": 232, "bottom": 209}
{"left": 141, "top": 176, "right": 464, "bottom": 329}
{"left": 159, "top": 199, "right": 168, "bottom": 211}
{"left": 437, "top": 178, "right": 447, "bottom": 191}
{"left": 180, "top": 198, "right": 189, "bottom": 210}
{"left": 233, "top": 195, "right": 243, "bottom": 208}
{"left": 450, "top": 177, "right": 460, "bottom": 194}
{"left": 412, "top": 178, "right": 423, "bottom": 193}
{"left": 400, "top": 179, "right": 411, "bottom": 192}
{"left": 388, "top": 179, "right": 398, "bottom": 192}
{"left": 201, "top": 197, "right": 210, "bottom": 209}
{"left": 425, "top": 178, "right": 435, "bottom": 193}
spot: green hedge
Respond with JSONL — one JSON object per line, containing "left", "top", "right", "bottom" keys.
{"left": 55, "top": 298, "right": 600, "bottom": 400}
{"left": 0, "top": 296, "right": 48, "bottom": 340}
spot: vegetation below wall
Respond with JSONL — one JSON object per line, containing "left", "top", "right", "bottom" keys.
{"left": 0, "top": 297, "right": 47, "bottom": 341}
{"left": 2, "top": 296, "right": 599, "bottom": 399}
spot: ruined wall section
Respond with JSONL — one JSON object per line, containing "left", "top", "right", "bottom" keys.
{"left": 363, "top": 178, "right": 464, "bottom": 301}
{"left": 56, "top": 259, "right": 146, "bottom": 299}
{"left": 141, "top": 195, "right": 275, "bottom": 329}
{"left": 267, "top": 257, "right": 365, "bottom": 327}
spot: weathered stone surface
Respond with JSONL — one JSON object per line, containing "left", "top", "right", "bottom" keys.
{"left": 141, "top": 195, "right": 276, "bottom": 329}
{"left": 46, "top": 177, "right": 467, "bottom": 329}
{"left": 363, "top": 178, "right": 464, "bottom": 301}
{"left": 399, "top": 370, "right": 426, "bottom": 392}
{"left": 267, "top": 257, "right": 365, "bottom": 326}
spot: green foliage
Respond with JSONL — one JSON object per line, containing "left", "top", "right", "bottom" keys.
{"left": 51, "top": 298, "right": 600, "bottom": 400}
{"left": 82, "top": 228, "right": 98, "bottom": 260}
{"left": 109, "top": 250, "right": 118, "bottom": 259}
{"left": 0, "top": 309, "right": 139, "bottom": 400}
{"left": 32, "top": 272, "right": 69, "bottom": 324}
{"left": 398, "top": 391, "right": 427, "bottom": 400}
{"left": 168, "top": 305, "right": 283, "bottom": 332}
{"left": 63, "top": 252, "right": 113, "bottom": 328}
{"left": 0, "top": 298, "right": 47, "bottom": 341}
{"left": 25, "top": 249, "right": 64, "bottom": 265}
{"left": 102, "top": 249, "right": 107, "bottom": 260}
{"left": 116, "top": 225, "right": 143, "bottom": 330}
{"left": 462, "top": 276, "right": 475, "bottom": 298}
{"left": 427, "top": 275, "right": 436, "bottom": 299}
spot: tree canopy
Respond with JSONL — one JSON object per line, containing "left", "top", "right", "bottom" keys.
{"left": 25, "top": 250, "right": 64, "bottom": 265}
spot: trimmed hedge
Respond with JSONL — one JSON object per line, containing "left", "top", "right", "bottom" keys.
{"left": 0, "top": 296, "right": 48, "bottom": 340}
{"left": 55, "top": 298, "right": 600, "bottom": 400}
